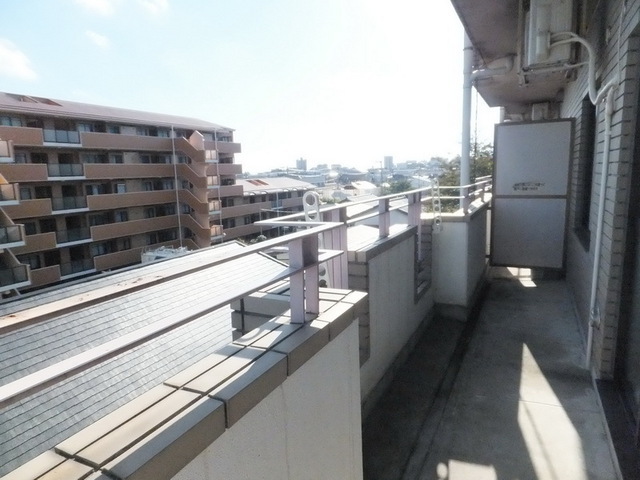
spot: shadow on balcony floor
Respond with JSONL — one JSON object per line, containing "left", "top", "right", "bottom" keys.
{"left": 362, "top": 269, "right": 620, "bottom": 480}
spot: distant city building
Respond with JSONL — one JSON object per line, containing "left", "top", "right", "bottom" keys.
{"left": 296, "top": 157, "right": 307, "bottom": 171}
{"left": 384, "top": 156, "right": 394, "bottom": 170}
{"left": 0, "top": 91, "right": 241, "bottom": 292}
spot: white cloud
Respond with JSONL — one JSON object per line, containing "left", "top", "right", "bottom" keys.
{"left": 138, "top": 0, "right": 169, "bottom": 15}
{"left": 74, "top": 0, "right": 116, "bottom": 16}
{"left": 0, "top": 39, "right": 37, "bottom": 81}
{"left": 85, "top": 30, "right": 110, "bottom": 49}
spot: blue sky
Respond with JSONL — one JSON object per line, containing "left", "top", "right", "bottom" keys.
{"left": 0, "top": 0, "right": 497, "bottom": 173}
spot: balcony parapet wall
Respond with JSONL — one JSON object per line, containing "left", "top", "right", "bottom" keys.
{"left": 8, "top": 291, "right": 366, "bottom": 480}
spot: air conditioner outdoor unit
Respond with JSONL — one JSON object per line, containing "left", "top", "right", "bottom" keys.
{"left": 524, "top": 0, "right": 574, "bottom": 68}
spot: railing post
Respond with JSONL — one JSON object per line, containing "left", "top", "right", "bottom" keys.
{"left": 288, "top": 235, "right": 319, "bottom": 323}
{"left": 408, "top": 192, "right": 423, "bottom": 261}
{"left": 321, "top": 209, "right": 349, "bottom": 289}
{"left": 462, "top": 185, "right": 471, "bottom": 214}
{"left": 378, "top": 198, "right": 390, "bottom": 238}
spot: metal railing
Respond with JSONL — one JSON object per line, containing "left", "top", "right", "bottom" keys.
{"left": 55, "top": 228, "right": 91, "bottom": 244}
{"left": 51, "top": 196, "right": 87, "bottom": 211}
{"left": 43, "top": 129, "right": 81, "bottom": 144}
{"left": 0, "top": 264, "right": 29, "bottom": 288}
{"left": 0, "top": 223, "right": 343, "bottom": 408}
{"left": 59, "top": 259, "right": 95, "bottom": 277}
{"left": 47, "top": 163, "right": 84, "bottom": 177}
{"left": 0, "top": 225, "right": 25, "bottom": 245}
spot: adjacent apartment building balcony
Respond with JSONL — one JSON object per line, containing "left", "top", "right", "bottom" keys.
{"left": 0, "top": 91, "right": 243, "bottom": 292}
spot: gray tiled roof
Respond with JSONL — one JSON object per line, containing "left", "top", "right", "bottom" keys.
{"left": 0, "top": 243, "right": 288, "bottom": 476}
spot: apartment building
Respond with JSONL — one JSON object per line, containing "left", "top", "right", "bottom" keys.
{"left": 0, "top": 92, "right": 241, "bottom": 293}
{"left": 223, "top": 177, "right": 316, "bottom": 241}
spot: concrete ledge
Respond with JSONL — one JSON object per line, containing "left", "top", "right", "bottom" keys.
{"left": 104, "top": 397, "right": 226, "bottom": 480}
{"left": 1, "top": 451, "right": 68, "bottom": 480}
{"left": 74, "top": 389, "right": 201, "bottom": 468}
{"left": 163, "top": 344, "right": 244, "bottom": 389}
{"left": 56, "top": 385, "right": 175, "bottom": 456}
{"left": 209, "top": 351, "right": 288, "bottom": 427}
{"left": 350, "top": 226, "right": 418, "bottom": 263}
{"left": 181, "top": 346, "right": 265, "bottom": 394}
{"left": 273, "top": 320, "right": 331, "bottom": 374}
{"left": 34, "top": 460, "right": 94, "bottom": 480}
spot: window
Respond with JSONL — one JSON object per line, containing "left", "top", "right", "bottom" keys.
{"left": 34, "top": 186, "right": 52, "bottom": 199}
{"left": 26, "top": 118, "right": 43, "bottom": 128}
{"left": 145, "top": 207, "right": 156, "bottom": 218}
{"left": 43, "top": 250, "right": 60, "bottom": 266}
{"left": 89, "top": 213, "right": 108, "bottom": 226}
{"left": 115, "top": 183, "right": 126, "bottom": 194}
{"left": 147, "top": 233, "right": 158, "bottom": 245}
{"left": 110, "top": 154, "right": 124, "bottom": 163}
{"left": 31, "top": 152, "right": 48, "bottom": 164}
{"left": 0, "top": 116, "right": 23, "bottom": 126}
{"left": 107, "top": 124, "right": 121, "bottom": 134}
{"left": 114, "top": 210, "right": 128, "bottom": 222}
{"left": 23, "top": 222, "right": 37, "bottom": 235}
{"left": 575, "top": 95, "right": 596, "bottom": 248}
{"left": 14, "top": 152, "right": 27, "bottom": 163}
{"left": 119, "top": 238, "right": 131, "bottom": 251}
{"left": 82, "top": 153, "right": 108, "bottom": 163}
{"left": 39, "top": 218, "right": 57, "bottom": 233}
{"left": 85, "top": 184, "right": 107, "bottom": 195}
{"left": 19, "top": 254, "right": 41, "bottom": 270}
{"left": 91, "top": 243, "right": 108, "bottom": 257}
{"left": 162, "top": 179, "right": 174, "bottom": 190}
{"left": 20, "top": 187, "right": 32, "bottom": 200}
{"left": 143, "top": 181, "right": 153, "bottom": 191}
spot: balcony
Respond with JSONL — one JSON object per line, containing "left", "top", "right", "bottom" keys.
{"left": 80, "top": 131, "right": 173, "bottom": 151}
{"left": 0, "top": 262, "right": 29, "bottom": 290}
{"left": 51, "top": 196, "right": 88, "bottom": 212}
{"left": 0, "top": 178, "right": 621, "bottom": 479}
{"left": 43, "top": 129, "right": 80, "bottom": 144}
{"left": 47, "top": 163, "right": 85, "bottom": 178}
{"left": 0, "top": 224, "right": 26, "bottom": 248}
{"left": 0, "top": 183, "right": 19, "bottom": 205}
{"left": 55, "top": 228, "right": 92, "bottom": 246}
{"left": 59, "top": 258, "right": 96, "bottom": 278}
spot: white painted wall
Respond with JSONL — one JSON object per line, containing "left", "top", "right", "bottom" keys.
{"left": 359, "top": 233, "right": 434, "bottom": 399}
{"left": 172, "top": 322, "right": 363, "bottom": 480}
{"left": 433, "top": 208, "right": 489, "bottom": 309}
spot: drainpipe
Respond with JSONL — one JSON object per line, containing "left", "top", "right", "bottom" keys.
{"left": 548, "top": 31, "right": 622, "bottom": 370}
{"left": 460, "top": 33, "right": 473, "bottom": 210}
{"left": 461, "top": 33, "right": 514, "bottom": 209}
{"left": 586, "top": 87, "right": 616, "bottom": 369}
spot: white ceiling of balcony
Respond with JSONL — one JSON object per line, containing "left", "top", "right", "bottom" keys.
{"left": 450, "top": 0, "right": 575, "bottom": 114}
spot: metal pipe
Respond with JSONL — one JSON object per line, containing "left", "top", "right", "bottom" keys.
{"left": 460, "top": 32, "right": 473, "bottom": 210}
{"left": 586, "top": 88, "right": 616, "bottom": 369}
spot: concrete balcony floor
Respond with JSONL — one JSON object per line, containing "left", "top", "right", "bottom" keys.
{"left": 363, "top": 268, "right": 620, "bottom": 480}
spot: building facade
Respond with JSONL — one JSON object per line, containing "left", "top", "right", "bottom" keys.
{"left": 452, "top": 0, "right": 640, "bottom": 464}
{"left": 223, "top": 177, "right": 316, "bottom": 241}
{"left": 0, "top": 92, "right": 241, "bottom": 293}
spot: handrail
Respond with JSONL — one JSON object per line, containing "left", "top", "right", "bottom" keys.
{"left": 0, "top": 223, "right": 344, "bottom": 409}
